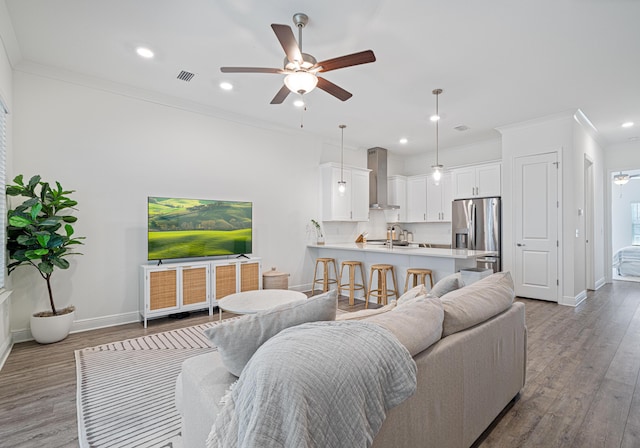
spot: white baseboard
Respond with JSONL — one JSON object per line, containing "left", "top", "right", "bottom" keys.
{"left": 559, "top": 290, "right": 587, "bottom": 307}
{"left": 12, "top": 311, "right": 141, "bottom": 343}
{"left": 594, "top": 277, "right": 606, "bottom": 290}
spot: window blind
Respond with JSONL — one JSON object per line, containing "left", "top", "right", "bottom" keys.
{"left": 0, "top": 103, "right": 6, "bottom": 289}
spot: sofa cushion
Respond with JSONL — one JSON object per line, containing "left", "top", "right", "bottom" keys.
{"left": 397, "top": 284, "right": 426, "bottom": 305}
{"left": 440, "top": 271, "right": 515, "bottom": 337}
{"left": 365, "top": 296, "right": 444, "bottom": 356}
{"left": 428, "top": 272, "right": 462, "bottom": 298}
{"left": 336, "top": 300, "right": 396, "bottom": 320}
{"left": 204, "top": 289, "right": 337, "bottom": 376}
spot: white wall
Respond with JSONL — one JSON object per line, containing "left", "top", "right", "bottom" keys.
{"left": 9, "top": 70, "right": 332, "bottom": 336}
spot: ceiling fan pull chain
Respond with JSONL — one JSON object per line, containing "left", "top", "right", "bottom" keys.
{"left": 300, "top": 104, "right": 307, "bottom": 128}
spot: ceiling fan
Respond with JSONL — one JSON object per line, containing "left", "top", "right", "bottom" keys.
{"left": 614, "top": 172, "right": 640, "bottom": 185}
{"left": 220, "top": 13, "right": 376, "bottom": 104}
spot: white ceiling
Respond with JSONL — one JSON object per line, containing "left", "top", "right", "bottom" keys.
{"left": 2, "top": 0, "right": 640, "bottom": 155}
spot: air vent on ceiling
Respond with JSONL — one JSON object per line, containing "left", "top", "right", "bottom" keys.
{"left": 177, "top": 70, "right": 196, "bottom": 82}
{"left": 454, "top": 125, "right": 470, "bottom": 132}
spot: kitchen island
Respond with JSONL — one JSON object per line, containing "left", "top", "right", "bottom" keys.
{"left": 308, "top": 242, "right": 495, "bottom": 302}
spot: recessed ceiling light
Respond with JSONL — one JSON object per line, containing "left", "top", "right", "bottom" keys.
{"left": 219, "top": 82, "right": 233, "bottom": 91}
{"left": 622, "top": 121, "right": 634, "bottom": 128}
{"left": 293, "top": 99, "right": 305, "bottom": 107}
{"left": 136, "top": 47, "right": 154, "bottom": 59}
{"left": 430, "top": 114, "right": 440, "bottom": 122}
{"left": 399, "top": 138, "right": 408, "bottom": 144}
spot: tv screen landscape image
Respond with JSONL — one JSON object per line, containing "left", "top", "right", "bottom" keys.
{"left": 147, "top": 197, "right": 252, "bottom": 260}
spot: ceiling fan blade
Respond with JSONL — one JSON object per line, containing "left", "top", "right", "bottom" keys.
{"left": 270, "top": 85, "right": 291, "bottom": 104}
{"left": 315, "top": 50, "right": 376, "bottom": 73}
{"left": 317, "top": 77, "right": 352, "bottom": 101}
{"left": 271, "top": 24, "right": 302, "bottom": 64}
{"left": 220, "top": 67, "right": 284, "bottom": 74}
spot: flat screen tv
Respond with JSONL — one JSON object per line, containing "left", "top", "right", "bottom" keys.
{"left": 147, "top": 197, "right": 252, "bottom": 261}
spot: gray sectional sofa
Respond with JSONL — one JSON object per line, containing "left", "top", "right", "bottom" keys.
{"left": 176, "top": 271, "right": 526, "bottom": 448}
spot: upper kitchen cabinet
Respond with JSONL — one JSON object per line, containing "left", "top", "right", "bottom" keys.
{"left": 451, "top": 162, "right": 501, "bottom": 199}
{"left": 426, "top": 172, "right": 453, "bottom": 222}
{"left": 406, "top": 175, "right": 428, "bottom": 222}
{"left": 384, "top": 175, "right": 407, "bottom": 223}
{"left": 320, "top": 163, "right": 370, "bottom": 222}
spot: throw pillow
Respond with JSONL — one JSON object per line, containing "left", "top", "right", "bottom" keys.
{"left": 428, "top": 272, "right": 462, "bottom": 297}
{"left": 440, "top": 271, "right": 515, "bottom": 337}
{"left": 336, "top": 300, "right": 396, "bottom": 321}
{"left": 204, "top": 289, "right": 337, "bottom": 376}
{"left": 396, "top": 284, "right": 426, "bottom": 305}
{"left": 365, "top": 296, "right": 444, "bottom": 356}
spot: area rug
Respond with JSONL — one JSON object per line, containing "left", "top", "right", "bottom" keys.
{"left": 75, "top": 320, "right": 234, "bottom": 448}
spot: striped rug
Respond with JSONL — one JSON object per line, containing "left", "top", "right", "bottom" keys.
{"left": 75, "top": 320, "right": 235, "bottom": 448}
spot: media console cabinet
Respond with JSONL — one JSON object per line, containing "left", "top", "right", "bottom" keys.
{"left": 139, "top": 257, "right": 261, "bottom": 327}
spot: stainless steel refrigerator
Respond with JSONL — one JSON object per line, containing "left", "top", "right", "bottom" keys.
{"left": 451, "top": 197, "right": 501, "bottom": 272}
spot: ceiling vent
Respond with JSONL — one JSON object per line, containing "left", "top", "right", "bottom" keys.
{"left": 177, "top": 70, "right": 196, "bottom": 82}
{"left": 454, "top": 125, "right": 470, "bottom": 131}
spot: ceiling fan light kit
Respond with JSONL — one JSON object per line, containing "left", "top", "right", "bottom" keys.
{"left": 220, "top": 13, "right": 376, "bottom": 104}
{"left": 614, "top": 173, "right": 630, "bottom": 185}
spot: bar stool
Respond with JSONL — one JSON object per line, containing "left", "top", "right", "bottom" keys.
{"left": 366, "top": 264, "right": 398, "bottom": 308}
{"left": 339, "top": 261, "right": 367, "bottom": 306}
{"left": 404, "top": 268, "right": 435, "bottom": 293}
{"left": 311, "top": 257, "right": 339, "bottom": 295}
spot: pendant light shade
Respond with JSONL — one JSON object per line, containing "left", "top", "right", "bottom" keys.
{"left": 338, "top": 125, "right": 347, "bottom": 196}
{"left": 431, "top": 88, "right": 444, "bottom": 185}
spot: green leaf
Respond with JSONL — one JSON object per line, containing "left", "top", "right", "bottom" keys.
{"left": 13, "top": 174, "right": 24, "bottom": 186}
{"left": 36, "top": 234, "right": 51, "bottom": 248}
{"left": 52, "top": 258, "right": 70, "bottom": 270}
{"left": 9, "top": 216, "right": 32, "bottom": 227}
{"left": 37, "top": 261, "right": 54, "bottom": 274}
{"left": 30, "top": 203, "right": 42, "bottom": 220}
{"left": 25, "top": 248, "right": 49, "bottom": 259}
{"left": 62, "top": 216, "right": 77, "bottom": 223}
{"left": 65, "top": 224, "right": 74, "bottom": 237}
{"left": 27, "top": 175, "right": 41, "bottom": 190}
{"left": 16, "top": 235, "right": 36, "bottom": 246}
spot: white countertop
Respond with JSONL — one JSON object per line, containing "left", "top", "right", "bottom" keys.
{"left": 308, "top": 242, "right": 495, "bottom": 260}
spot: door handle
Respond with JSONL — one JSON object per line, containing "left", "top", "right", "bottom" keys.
{"left": 517, "top": 243, "right": 526, "bottom": 247}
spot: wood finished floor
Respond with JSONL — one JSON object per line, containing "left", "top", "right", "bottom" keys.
{"left": 1, "top": 282, "right": 639, "bottom": 447}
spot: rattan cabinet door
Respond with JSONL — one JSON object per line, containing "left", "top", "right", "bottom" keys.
{"left": 240, "top": 261, "right": 260, "bottom": 292}
{"left": 182, "top": 265, "right": 208, "bottom": 306}
{"left": 215, "top": 264, "right": 237, "bottom": 299}
{"left": 148, "top": 269, "right": 178, "bottom": 311}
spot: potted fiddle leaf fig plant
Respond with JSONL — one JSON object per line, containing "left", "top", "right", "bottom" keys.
{"left": 6, "top": 174, "right": 85, "bottom": 343}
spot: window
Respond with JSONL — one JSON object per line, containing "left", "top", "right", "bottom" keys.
{"left": 632, "top": 203, "right": 640, "bottom": 246}
{"left": 0, "top": 102, "right": 6, "bottom": 289}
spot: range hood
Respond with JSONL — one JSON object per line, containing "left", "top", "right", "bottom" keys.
{"left": 367, "top": 147, "right": 400, "bottom": 210}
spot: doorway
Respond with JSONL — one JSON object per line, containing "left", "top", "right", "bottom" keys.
{"left": 611, "top": 168, "right": 640, "bottom": 282}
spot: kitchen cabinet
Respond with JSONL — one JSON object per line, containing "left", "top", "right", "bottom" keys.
{"left": 426, "top": 173, "right": 453, "bottom": 222}
{"left": 139, "top": 262, "right": 211, "bottom": 328}
{"left": 451, "top": 162, "right": 501, "bottom": 199}
{"left": 406, "top": 175, "right": 428, "bottom": 222}
{"left": 320, "top": 163, "right": 370, "bottom": 222}
{"left": 406, "top": 173, "right": 453, "bottom": 223}
{"left": 384, "top": 175, "right": 407, "bottom": 223}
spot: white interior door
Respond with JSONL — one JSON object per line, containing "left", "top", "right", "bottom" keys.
{"left": 514, "top": 152, "right": 559, "bottom": 301}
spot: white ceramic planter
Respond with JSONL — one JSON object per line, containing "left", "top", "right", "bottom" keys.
{"left": 30, "top": 309, "right": 75, "bottom": 344}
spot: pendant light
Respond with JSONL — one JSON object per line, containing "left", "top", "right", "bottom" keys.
{"left": 338, "top": 125, "right": 347, "bottom": 196}
{"left": 431, "top": 88, "right": 444, "bottom": 185}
